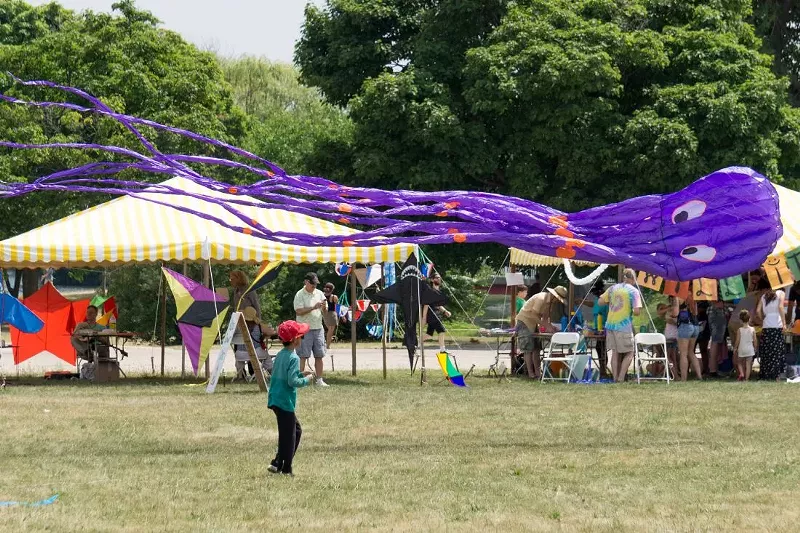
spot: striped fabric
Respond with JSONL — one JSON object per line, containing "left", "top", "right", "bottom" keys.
{"left": 0, "top": 177, "right": 413, "bottom": 267}
{"left": 510, "top": 248, "right": 597, "bottom": 267}
{"left": 771, "top": 183, "right": 800, "bottom": 257}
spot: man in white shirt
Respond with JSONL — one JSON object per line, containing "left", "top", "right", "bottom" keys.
{"left": 294, "top": 272, "right": 329, "bottom": 387}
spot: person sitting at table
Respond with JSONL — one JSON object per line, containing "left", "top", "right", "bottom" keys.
{"left": 516, "top": 286, "right": 568, "bottom": 379}
{"left": 234, "top": 306, "right": 277, "bottom": 381}
{"left": 71, "top": 305, "right": 109, "bottom": 361}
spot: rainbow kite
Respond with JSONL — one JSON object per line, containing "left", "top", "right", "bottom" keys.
{"left": 436, "top": 352, "right": 467, "bottom": 388}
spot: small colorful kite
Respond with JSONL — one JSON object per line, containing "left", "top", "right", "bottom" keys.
{"left": 162, "top": 268, "right": 229, "bottom": 375}
{"left": 0, "top": 293, "right": 44, "bottom": 334}
{"left": 239, "top": 260, "right": 282, "bottom": 309}
{"left": 436, "top": 352, "right": 467, "bottom": 388}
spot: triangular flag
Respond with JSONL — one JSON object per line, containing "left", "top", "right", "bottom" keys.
{"left": 763, "top": 255, "right": 794, "bottom": 289}
{"left": 664, "top": 281, "right": 691, "bottom": 300}
{"left": 692, "top": 279, "right": 718, "bottom": 301}
{"left": 719, "top": 276, "right": 746, "bottom": 301}
{"left": 335, "top": 263, "right": 352, "bottom": 276}
{"left": 356, "top": 299, "right": 371, "bottom": 312}
{"left": 371, "top": 303, "right": 381, "bottom": 313}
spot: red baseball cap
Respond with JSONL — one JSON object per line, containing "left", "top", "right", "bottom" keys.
{"left": 278, "top": 320, "right": 310, "bottom": 342}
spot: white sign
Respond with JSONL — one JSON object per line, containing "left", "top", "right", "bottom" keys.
{"left": 505, "top": 272, "right": 525, "bottom": 286}
{"left": 206, "top": 312, "right": 242, "bottom": 394}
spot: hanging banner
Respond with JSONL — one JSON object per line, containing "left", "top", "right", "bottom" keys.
{"left": 785, "top": 248, "right": 800, "bottom": 281}
{"left": 664, "top": 280, "right": 691, "bottom": 300}
{"left": 763, "top": 255, "right": 794, "bottom": 289}
{"left": 693, "top": 278, "right": 718, "bottom": 301}
{"left": 370, "top": 303, "right": 381, "bottom": 313}
{"left": 354, "top": 265, "right": 382, "bottom": 288}
{"left": 336, "top": 304, "right": 349, "bottom": 318}
{"left": 636, "top": 271, "right": 663, "bottom": 292}
{"left": 719, "top": 276, "right": 746, "bottom": 301}
{"left": 356, "top": 299, "right": 371, "bottom": 312}
{"left": 419, "top": 263, "right": 434, "bottom": 278}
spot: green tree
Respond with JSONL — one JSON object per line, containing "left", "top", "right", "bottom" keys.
{"left": 220, "top": 56, "right": 354, "bottom": 180}
{"left": 751, "top": 0, "right": 799, "bottom": 104}
{"left": 297, "top": 0, "right": 800, "bottom": 212}
{"left": 0, "top": 0, "right": 247, "bottom": 295}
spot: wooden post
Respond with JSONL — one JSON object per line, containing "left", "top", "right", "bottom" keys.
{"left": 160, "top": 267, "right": 167, "bottom": 377}
{"left": 181, "top": 262, "right": 187, "bottom": 379}
{"left": 509, "top": 264, "right": 518, "bottom": 327}
{"left": 381, "top": 264, "right": 388, "bottom": 380}
{"left": 568, "top": 279, "right": 575, "bottom": 325}
{"left": 203, "top": 262, "right": 211, "bottom": 380}
{"left": 419, "top": 296, "right": 426, "bottom": 385}
{"left": 237, "top": 314, "right": 267, "bottom": 392}
{"left": 617, "top": 264, "right": 624, "bottom": 283}
{"left": 350, "top": 268, "right": 357, "bottom": 376}
{"left": 509, "top": 264, "right": 518, "bottom": 372}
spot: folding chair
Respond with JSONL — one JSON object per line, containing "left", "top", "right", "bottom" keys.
{"left": 541, "top": 332, "right": 581, "bottom": 383}
{"left": 634, "top": 333, "right": 670, "bottom": 384}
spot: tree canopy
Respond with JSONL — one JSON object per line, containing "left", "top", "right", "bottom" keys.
{"left": 297, "top": 0, "right": 800, "bottom": 211}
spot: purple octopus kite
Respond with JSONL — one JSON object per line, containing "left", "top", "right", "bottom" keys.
{"left": 0, "top": 77, "right": 783, "bottom": 281}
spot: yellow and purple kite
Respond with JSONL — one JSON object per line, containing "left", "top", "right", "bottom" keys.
{"left": 162, "top": 268, "right": 229, "bottom": 375}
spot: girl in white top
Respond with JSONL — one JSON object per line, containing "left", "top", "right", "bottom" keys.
{"left": 734, "top": 310, "right": 757, "bottom": 381}
{"left": 756, "top": 287, "right": 786, "bottom": 381}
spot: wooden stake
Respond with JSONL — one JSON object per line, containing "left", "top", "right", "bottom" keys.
{"left": 237, "top": 315, "right": 267, "bottom": 392}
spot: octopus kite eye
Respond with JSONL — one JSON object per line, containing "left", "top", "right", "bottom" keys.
{"left": 680, "top": 245, "right": 716, "bottom": 263}
{"left": 671, "top": 200, "right": 706, "bottom": 224}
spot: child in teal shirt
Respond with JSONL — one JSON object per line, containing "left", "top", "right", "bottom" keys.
{"left": 267, "top": 320, "right": 314, "bottom": 476}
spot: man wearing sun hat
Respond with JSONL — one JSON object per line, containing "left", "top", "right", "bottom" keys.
{"left": 516, "top": 285, "right": 568, "bottom": 379}
{"left": 294, "top": 272, "right": 329, "bottom": 386}
{"left": 267, "top": 320, "right": 315, "bottom": 476}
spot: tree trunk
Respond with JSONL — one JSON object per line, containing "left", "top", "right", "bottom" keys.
{"left": 22, "top": 269, "right": 40, "bottom": 298}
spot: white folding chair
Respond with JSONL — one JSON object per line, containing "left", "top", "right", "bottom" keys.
{"left": 634, "top": 333, "right": 670, "bottom": 384}
{"left": 541, "top": 332, "right": 581, "bottom": 383}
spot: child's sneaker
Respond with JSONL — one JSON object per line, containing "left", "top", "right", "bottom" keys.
{"left": 316, "top": 377, "right": 330, "bottom": 387}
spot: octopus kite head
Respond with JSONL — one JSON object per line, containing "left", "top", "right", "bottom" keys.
{"left": 659, "top": 167, "right": 782, "bottom": 280}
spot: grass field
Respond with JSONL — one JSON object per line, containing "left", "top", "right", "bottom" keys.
{"left": 2, "top": 371, "right": 800, "bottom": 532}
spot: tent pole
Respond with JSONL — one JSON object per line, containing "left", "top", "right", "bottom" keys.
{"left": 181, "top": 262, "right": 187, "bottom": 379}
{"left": 381, "top": 263, "right": 387, "bottom": 380}
{"left": 102, "top": 268, "right": 108, "bottom": 296}
{"left": 203, "top": 262, "right": 211, "bottom": 380}
{"left": 509, "top": 264, "right": 518, "bottom": 373}
{"left": 160, "top": 266, "right": 167, "bottom": 377}
{"left": 350, "top": 268, "right": 357, "bottom": 376}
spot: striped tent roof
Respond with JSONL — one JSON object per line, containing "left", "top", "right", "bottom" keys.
{"left": 0, "top": 177, "right": 413, "bottom": 267}
{"left": 511, "top": 182, "right": 800, "bottom": 268}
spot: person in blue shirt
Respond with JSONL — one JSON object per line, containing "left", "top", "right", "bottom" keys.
{"left": 591, "top": 284, "right": 609, "bottom": 377}
{"left": 267, "top": 320, "right": 315, "bottom": 476}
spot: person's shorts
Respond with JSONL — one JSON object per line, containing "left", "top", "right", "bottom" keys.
{"left": 709, "top": 321, "right": 726, "bottom": 343}
{"left": 426, "top": 317, "right": 445, "bottom": 336}
{"left": 678, "top": 324, "right": 700, "bottom": 339}
{"left": 323, "top": 311, "right": 338, "bottom": 328}
{"left": 606, "top": 329, "right": 634, "bottom": 354}
{"left": 516, "top": 322, "right": 542, "bottom": 352}
{"left": 297, "top": 328, "right": 326, "bottom": 358}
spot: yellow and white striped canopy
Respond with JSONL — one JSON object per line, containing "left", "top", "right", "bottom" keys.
{"left": 770, "top": 183, "right": 800, "bottom": 257}
{"left": 511, "top": 182, "right": 800, "bottom": 268}
{"left": 0, "top": 177, "right": 413, "bottom": 267}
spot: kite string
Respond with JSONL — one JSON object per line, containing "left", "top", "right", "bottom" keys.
{"left": 207, "top": 257, "right": 225, "bottom": 373}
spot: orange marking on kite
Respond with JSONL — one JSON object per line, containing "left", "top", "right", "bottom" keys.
{"left": 549, "top": 215, "right": 568, "bottom": 228}
{"left": 343, "top": 240, "right": 356, "bottom": 247}
{"left": 357, "top": 198, "right": 372, "bottom": 204}
{"left": 337, "top": 217, "right": 351, "bottom": 225}
{"left": 447, "top": 228, "right": 459, "bottom": 234}
{"left": 555, "top": 227, "right": 574, "bottom": 238}
{"left": 228, "top": 187, "right": 238, "bottom": 194}
{"left": 242, "top": 228, "right": 253, "bottom": 235}
{"left": 267, "top": 171, "right": 275, "bottom": 177}
{"left": 444, "top": 202, "right": 460, "bottom": 209}
{"left": 556, "top": 246, "right": 576, "bottom": 259}
{"left": 453, "top": 233, "right": 467, "bottom": 243}
{"left": 338, "top": 204, "right": 353, "bottom": 213}
{"left": 567, "top": 238, "right": 586, "bottom": 248}
{"left": 436, "top": 211, "right": 448, "bottom": 217}
{"left": 328, "top": 184, "right": 339, "bottom": 189}
{"left": 250, "top": 219, "right": 258, "bottom": 226}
